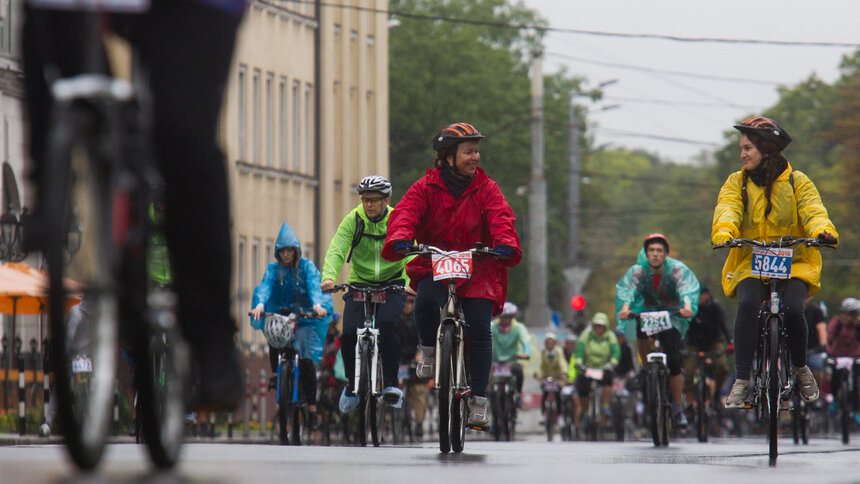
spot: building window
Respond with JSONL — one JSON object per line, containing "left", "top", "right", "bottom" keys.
{"left": 305, "top": 84, "right": 313, "bottom": 174}
{"left": 292, "top": 80, "right": 300, "bottom": 171}
{"left": 237, "top": 237, "right": 246, "bottom": 342}
{"left": 266, "top": 73, "right": 273, "bottom": 167}
{"left": 279, "top": 77, "right": 287, "bottom": 170}
{"left": 252, "top": 69, "right": 260, "bottom": 164}
{"left": 238, "top": 66, "right": 246, "bottom": 161}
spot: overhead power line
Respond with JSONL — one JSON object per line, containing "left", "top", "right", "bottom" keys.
{"left": 592, "top": 127, "right": 723, "bottom": 147}
{"left": 603, "top": 96, "right": 765, "bottom": 111}
{"left": 545, "top": 52, "right": 783, "bottom": 86}
{"left": 293, "top": 1, "right": 860, "bottom": 48}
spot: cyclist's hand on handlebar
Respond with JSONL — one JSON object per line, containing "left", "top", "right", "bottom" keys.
{"left": 517, "top": 353, "right": 530, "bottom": 361}
{"left": 617, "top": 308, "right": 631, "bottom": 321}
{"left": 712, "top": 230, "right": 732, "bottom": 246}
{"left": 679, "top": 306, "right": 694, "bottom": 319}
{"left": 392, "top": 239, "right": 414, "bottom": 255}
{"left": 604, "top": 362, "right": 616, "bottom": 372}
{"left": 492, "top": 244, "right": 517, "bottom": 259}
{"left": 726, "top": 342, "right": 735, "bottom": 355}
{"left": 313, "top": 304, "right": 328, "bottom": 318}
{"left": 817, "top": 231, "right": 837, "bottom": 244}
{"left": 320, "top": 279, "right": 335, "bottom": 293}
{"left": 250, "top": 306, "right": 264, "bottom": 319}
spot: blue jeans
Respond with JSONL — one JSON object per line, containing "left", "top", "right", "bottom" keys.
{"left": 413, "top": 277, "right": 493, "bottom": 397}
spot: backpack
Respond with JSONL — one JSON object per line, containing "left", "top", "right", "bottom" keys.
{"left": 346, "top": 211, "right": 385, "bottom": 263}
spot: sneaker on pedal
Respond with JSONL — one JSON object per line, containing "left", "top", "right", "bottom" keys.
{"left": 382, "top": 386, "right": 403, "bottom": 408}
{"left": 339, "top": 388, "right": 359, "bottom": 414}
{"left": 416, "top": 346, "right": 435, "bottom": 379}
{"left": 794, "top": 365, "right": 819, "bottom": 402}
{"left": 725, "top": 379, "right": 750, "bottom": 409}
{"left": 467, "top": 395, "right": 490, "bottom": 431}
{"left": 38, "top": 423, "right": 51, "bottom": 438}
{"left": 673, "top": 410, "right": 688, "bottom": 428}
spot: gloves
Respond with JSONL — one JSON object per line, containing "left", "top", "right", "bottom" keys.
{"left": 817, "top": 232, "right": 837, "bottom": 244}
{"left": 712, "top": 230, "right": 732, "bottom": 246}
{"left": 574, "top": 363, "right": 586, "bottom": 373}
{"left": 493, "top": 244, "right": 517, "bottom": 258}
{"left": 725, "top": 342, "right": 735, "bottom": 355}
{"left": 391, "top": 239, "right": 413, "bottom": 254}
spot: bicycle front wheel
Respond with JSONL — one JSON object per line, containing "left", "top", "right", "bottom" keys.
{"left": 278, "top": 361, "right": 292, "bottom": 445}
{"left": 839, "top": 375, "right": 850, "bottom": 444}
{"left": 766, "top": 317, "right": 781, "bottom": 466}
{"left": 646, "top": 366, "right": 662, "bottom": 447}
{"left": 437, "top": 323, "right": 454, "bottom": 454}
{"left": 44, "top": 106, "right": 119, "bottom": 471}
{"left": 696, "top": 375, "right": 708, "bottom": 443}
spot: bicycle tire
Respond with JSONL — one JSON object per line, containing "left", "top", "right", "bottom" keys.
{"left": 696, "top": 372, "right": 708, "bottom": 443}
{"left": 291, "top": 396, "right": 302, "bottom": 445}
{"left": 647, "top": 365, "right": 662, "bottom": 447}
{"left": 508, "top": 390, "right": 517, "bottom": 441}
{"left": 660, "top": 368, "right": 670, "bottom": 447}
{"left": 278, "top": 361, "right": 291, "bottom": 445}
{"left": 44, "top": 106, "right": 119, "bottom": 471}
{"left": 437, "top": 323, "right": 454, "bottom": 453}
{"left": 767, "top": 316, "right": 780, "bottom": 466}
{"left": 839, "top": 372, "right": 850, "bottom": 444}
{"left": 791, "top": 392, "right": 801, "bottom": 445}
{"left": 357, "top": 340, "right": 369, "bottom": 446}
{"left": 545, "top": 394, "right": 556, "bottom": 442}
{"left": 370, "top": 355, "right": 381, "bottom": 447}
{"left": 450, "top": 389, "right": 465, "bottom": 453}
{"left": 588, "top": 384, "right": 599, "bottom": 442}
{"left": 137, "top": 327, "right": 189, "bottom": 468}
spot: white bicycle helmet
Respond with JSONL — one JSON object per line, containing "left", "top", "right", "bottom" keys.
{"left": 501, "top": 302, "right": 518, "bottom": 317}
{"left": 840, "top": 297, "right": 860, "bottom": 314}
{"left": 264, "top": 313, "right": 296, "bottom": 349}
{"left": 357, "top": 175, "right": 392, "bottom": 196}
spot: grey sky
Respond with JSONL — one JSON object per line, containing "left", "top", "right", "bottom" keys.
{"left": 520, "top": 0, "right": 860, "bottom": 163}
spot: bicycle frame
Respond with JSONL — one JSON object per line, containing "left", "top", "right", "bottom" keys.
{"left": 435, "top": 278, "right": 467, "bottom": 395}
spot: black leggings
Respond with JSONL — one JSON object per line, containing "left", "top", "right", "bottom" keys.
{"left": 733, "top": 278, "right": 808, "bottom": 380}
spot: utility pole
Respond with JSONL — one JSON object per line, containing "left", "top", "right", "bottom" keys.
{"left": 565, "top": 99, "right": 581, "bottom": 325}
{"left": 526, "top": 51, "right": 550, "bottom": 328}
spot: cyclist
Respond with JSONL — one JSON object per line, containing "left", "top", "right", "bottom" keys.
{"left": 613, "top": 327, "right": 635, "bottom": 379}
{"left": 382, "top": 122, "right": 522, "bottom": 431}
{"left": 825, "top": 298, "right": 860, "bottom": 417}
{"left": 571, "top": 312, "right": 620, "bottom": 426}
{"left": 562, "top": 333, "right": 577, "bottom": 363}
{"left": 320, "top": 175, "right": 410, "bottom": 412}
{"left": 250, "top": 222, "right": 334, "bottom": 416}
{"left": 616, "top": 233, "right": 700, "bottom": 427}
{"left": 712, "top": 116, "right": 838, "bottom": 408}
{"left": 538, "top": 333, "right": 567, "bottom": 422}
{"left": 491, "top": 302, "right": 532, "bottom": 403}
{"left": 682, "top": 285, "right": 731, "bottom": 412}
{"left": 23, "top": 0, "right": 247, "bottom": 411}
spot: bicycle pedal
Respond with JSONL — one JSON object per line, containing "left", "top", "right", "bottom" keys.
{"left": 468, "top": 424, "right": 489, "bottom": 432}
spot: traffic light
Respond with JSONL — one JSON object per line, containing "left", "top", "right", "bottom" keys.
{"left": 570, "top": 295, "right": 586, "bottom": 333}
{"left": 570, "top": 295, "right": 585, "bottom": 311}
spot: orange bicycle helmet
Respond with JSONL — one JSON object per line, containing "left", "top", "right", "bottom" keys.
{"left": 643, "top": 233, "right": 669, "bottom": 253}
{"left": 432, "top": 122, "right": 485, "bottom": 152}
{"left": 733, "top": 116, "right": 792, "bottom": 150}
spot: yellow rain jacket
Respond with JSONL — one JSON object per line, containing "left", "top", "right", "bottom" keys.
{"left": 712, "top": 163, "right": 838, "bottom": 299}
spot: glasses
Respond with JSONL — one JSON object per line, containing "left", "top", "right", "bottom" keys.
{"left": 361, "top": 197, "right": 385, "bottom": 205}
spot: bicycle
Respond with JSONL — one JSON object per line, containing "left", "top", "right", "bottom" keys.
{"left": 715, "top": 236, "right": 835, "bottom": 465}
{"left": 252, "top": 309, "right": 319, "bottom": 446}
{"left": 405, "top": 243, "right": 505, "bottom": 453}
{"left": 825, "top": 356, "right": 860, "bottom": 444}
{"left": 35, "top": 2, "right": 190, "bottom": 470}
{"left": 683, "top": 347, "right": 730, "bottom": 443}
{"left": 489, "top": 357, "right": 524, "bottom": 442}
{"left": 559, "top": 381, "right": 577, "bottom": 441}
{"left": 578, "top": 367, "right": 608, "bottom": 442}
{"left": 632, "top": 311, "right": 675, "bottom": 447}
{"left": 541, "top": 377, "right": 561, "bottom": 442}
{"left": 328, "top": 282, "right": 406, "bottom": 447}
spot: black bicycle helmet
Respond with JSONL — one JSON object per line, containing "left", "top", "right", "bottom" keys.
{"left": 733, "top": 116, "right": 792, "bottom": 150}
{"left": 356, "top": 175, "right": 392, "bottom": 196}
{"left": 432, "top": 122, "right": 485, "bottom": 152}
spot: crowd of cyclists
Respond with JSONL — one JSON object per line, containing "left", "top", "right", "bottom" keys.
{"left": 233, "top": 115, "right": 860, "bottom": 447}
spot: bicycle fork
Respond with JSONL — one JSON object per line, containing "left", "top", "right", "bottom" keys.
{"left": 354, "top": 327, "right": 380, "bottom": 395}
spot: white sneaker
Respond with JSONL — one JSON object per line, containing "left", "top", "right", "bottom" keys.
{"left": 416, "top": 346, "right": 435, "bottom": 379}
{"left": 724, "top": 380, "right": 750, "bottom": 409}
{"left": 467, "top": 396, "right": 489, "bottom": 431}
{"left": 39, "top": 423, "right": 51, "bottom": 437}
{"left": 795, "top": 365, "right": 820, "bottom": 402}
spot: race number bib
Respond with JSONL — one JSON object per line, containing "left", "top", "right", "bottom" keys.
{"left": 835, "top": 357, "right": 855, "bottom": 370}
{"left": 584, "top": 368, "right": 604, "bottom": 380}
{"left": 354, "top": 291, "right": 386, "bottom": 303}
{"left": 431, "top": 252, "right": 473, "bottom": 280}
{"left": 72, "top": 356, "right": 93, "bottom": 373}
{"left": 28, "top": 0, "right": 149, "bottom": 11}
{"left": 751, "top": 247, "right": 793, "bottom": 279}
{"left": 640, "top": 311, "right": 673, "bottom": 336}
{"left": 492, "top": 363, "right": 513, "bottom": 378}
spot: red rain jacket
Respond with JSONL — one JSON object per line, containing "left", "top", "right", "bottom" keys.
{"left": 382, "top": 167, "right": 521, "bottom": 316}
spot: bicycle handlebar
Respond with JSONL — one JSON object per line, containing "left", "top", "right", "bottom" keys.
{"left": 248, "top": 309, "right": 320, "bottom": 319}
{"left": 404, "top": 242, "right": 505, "bottom": 258}
{"left": 325, "top": 282, "right": 407, "bottom": 294}
{"left": 713, "top": 236, "right": 836, "bottom": 250}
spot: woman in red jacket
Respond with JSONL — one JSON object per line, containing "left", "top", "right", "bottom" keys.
{"left": 382, "top": 122, "right": 521, "bottom": 430}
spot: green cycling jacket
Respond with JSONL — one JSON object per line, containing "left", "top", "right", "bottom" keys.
{"left": 322, "top": 204, "right": 409, "bottom": 285}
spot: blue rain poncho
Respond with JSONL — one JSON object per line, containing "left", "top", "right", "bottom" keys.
{"left": 614, "top": 248, "right": 700, "bottom": 340}
{"left": 251, "top": 222, "right": 334, "bottom": 363}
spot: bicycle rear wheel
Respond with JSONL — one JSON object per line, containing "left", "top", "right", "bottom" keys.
{"left": 137, "top": 319, "right": 189, "bottom": 468}
{"left": 44, "top": 106, "right": 119, "bottom": 471}
{"left": 437, "top": 323, "right": 454, "bottom": 453}
{"left": 766, "top": 317, "right": 780, "bottom": 466}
